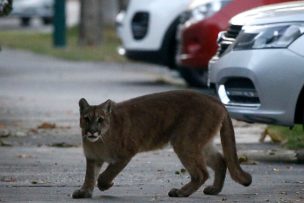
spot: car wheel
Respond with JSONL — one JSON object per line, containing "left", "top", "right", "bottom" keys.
{"left": 42, "top": 17, "right": 53, "bottom": 25}
{"left": 178, "top": 66, "right": 208, "bottom": 87}
{"left": 20, "top": 17, "right": 31, "bottom": 26}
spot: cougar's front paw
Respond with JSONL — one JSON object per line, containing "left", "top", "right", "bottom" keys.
{"left": 203, "top": 185, "right": 221, "bottom": 195}
{"left": 72, "top": 189, "right": 92, "bottom": 199}
{"left": 168, "top": 188, "right": 189, "bottom": 197}
{"left": 97, "top": 180, "right": 113, "bottom": 191}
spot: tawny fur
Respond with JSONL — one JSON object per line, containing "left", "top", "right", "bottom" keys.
{"left": 72, "top": 90, "right": 252, "bottom": 199}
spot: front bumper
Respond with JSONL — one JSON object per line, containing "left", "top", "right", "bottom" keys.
{"left": 118, "top": 46, "right": 166, "bottom": 66}
{"left": 116, "top": 16, "right": 166, "bottom": 66}
{"left": 209, "top": 48, "right": 304, "bottom": 126}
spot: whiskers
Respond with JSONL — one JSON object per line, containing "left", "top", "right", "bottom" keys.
{"left": 100, "top": 134, "right": 105, "bottom": 143}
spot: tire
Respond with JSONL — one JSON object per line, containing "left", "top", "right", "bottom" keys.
{"left": 161, "top": 17, "right": 180, "bottom": 69}
{"left": 294, "top": 86, "right": 304, "bottom": 124}
{"left": 20, "top": 17, "right": 31, "bottom": 26}
{"left": 178, "top": 66, "right": 208, "bottom": 87}
{"left": 42, "top": 17, "right": 53, "bottom": 25}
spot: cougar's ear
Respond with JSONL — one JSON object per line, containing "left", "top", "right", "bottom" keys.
{"left": 101, "top": 99, "right": 114, "bottom": 114}
{"left": 79, "top": 98, "right": 90, "bottom": 114}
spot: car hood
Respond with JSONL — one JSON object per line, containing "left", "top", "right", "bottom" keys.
{"left": 230, "top": 1, "right": 304, "bottom": 26}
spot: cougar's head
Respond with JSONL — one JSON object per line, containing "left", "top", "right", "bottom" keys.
{"left": 79, "top": 98, "right": 113, "bottom": 143}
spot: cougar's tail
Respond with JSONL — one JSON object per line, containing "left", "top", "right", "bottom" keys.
{"left": 220, "top": 112, "right": 252, "bottom": 187}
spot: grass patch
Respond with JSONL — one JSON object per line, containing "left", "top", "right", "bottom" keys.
{"left": 266, "top": 125, "right": 304, "bottom": 149}
{"left": 0, "top": 25, "right": 125, "bottom": 62}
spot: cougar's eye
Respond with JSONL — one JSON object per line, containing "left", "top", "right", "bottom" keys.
{"left": 83, "top": 116, "right": 90, "bottom": 122}
{"left": 97, "top": 117, "right": 104, "bottom": 123}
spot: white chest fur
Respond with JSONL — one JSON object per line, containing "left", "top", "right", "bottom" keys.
{"left": 82, "top": 141, "right": 116, "bottom": 164}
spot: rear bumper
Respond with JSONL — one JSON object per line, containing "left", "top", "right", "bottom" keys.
{"left": 118, "top": 46, "right": 167, "bottom": 66}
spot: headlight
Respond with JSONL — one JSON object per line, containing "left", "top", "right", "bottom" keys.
{"left": 115, "top": 11, "right": 125, "bottom": 27}
{"left": 183, "top": 0, "right": 231, "bottom": 25}
{"left": 234, "top": 23, "right": 304, "bottom": 50}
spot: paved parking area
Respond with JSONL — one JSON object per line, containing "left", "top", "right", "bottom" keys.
{"left": 0, "top": 49, "right": 303, "bottom": 202}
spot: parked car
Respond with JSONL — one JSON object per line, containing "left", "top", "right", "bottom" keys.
{"left": 176, "top": 0, "right": 295, "bottom": 87}
{"left": 209, "top": 1, "right": 304, "bottom": 126}
{"left": 116, "top": 0, "right": 192, "bottom": 70}
{"left": 10, "top": 0, "right": 53, "bottom": 26}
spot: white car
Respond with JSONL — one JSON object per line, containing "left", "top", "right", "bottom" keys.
{"left": 116, "top": 0, "right": 191, "bottom": 69}
{"left": 10, "top": 0, "right": 53, "bottom": 26}
{"left": 209, "top": 1, "right": 304, "bottom": 126}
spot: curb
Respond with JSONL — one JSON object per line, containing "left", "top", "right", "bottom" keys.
{"left": 239, "top": 149, "right": 304, "bottom": 164}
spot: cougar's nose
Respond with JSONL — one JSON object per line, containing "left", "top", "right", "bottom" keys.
{"left": 88, "top": 129, "right": 97, "bottom": 134}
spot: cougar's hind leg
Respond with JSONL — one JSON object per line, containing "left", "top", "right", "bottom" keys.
{"left": 168, "top": 144, "right": 209, "bottom": 197}
{"left": 203, "top": 145, "right": 227, "bottom": 195}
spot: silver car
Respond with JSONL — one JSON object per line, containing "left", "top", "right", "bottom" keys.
{"left": 209, "top": 1, "right": 304, "bottom": 126}
{"left": 10, "top": 0, "right": 53, "bottom": 26}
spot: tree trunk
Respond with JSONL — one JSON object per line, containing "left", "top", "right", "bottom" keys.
{"left": 79, "top": 0, "right": 103, "bottom": 46}
{"left": 0, "top": 0, "right": 13, "bottom": 16}
{"left": 117, "top": 0, "right": 129, "bottom": 11}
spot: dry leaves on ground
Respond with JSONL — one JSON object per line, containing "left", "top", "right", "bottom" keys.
{"left": 49, "top": 142, "right": 78, "bottom": 148}
{"left": 37, "top": 122, "right": 57, "bottom": 129}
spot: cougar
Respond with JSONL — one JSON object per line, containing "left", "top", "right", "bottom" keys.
{"left": 72, "top": 90, "right": 252, "bottom": 198}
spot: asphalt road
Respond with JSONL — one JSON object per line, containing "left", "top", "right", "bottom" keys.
{"left": 1, "top": 146, "right": 303, "bottom": 203}
{"left": 0, "top": 49, "right": 303, "bottom": 202}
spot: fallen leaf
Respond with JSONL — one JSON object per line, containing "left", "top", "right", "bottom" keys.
{"left": 31, "top": 179, "right": 45, "bottom": 184}
{"left": 268, "top": 151, "right": 276, "bottom": 156}
{"left": 49, "top": 142, "right": 77, "bottom": 148}
{"left": 0, "top": 139, "right": 12, "bottom": 147}
{"left": 37, "top": 122, "right": 56, "bottom": 129}
{"left": 0, "top": 123, "right": 6, "bottom": 129}
{"left": 180, "top": 168, "right": 186, "bottom": 173}
{"left": 239, "top": 154, "right": 248, "bottom": 163}
{"left": 1, "top": 177, "right": 16, "bottom": 182}
{"left": 65, "top": 111, "right": 73, "bottom": 115}
{"left": 0, "top": 129, "right": 10, "bottom": 138}
{"left": 17, "top": 154, "right": 32, "bottom": 159}
{"left": 239, "top": 154, "right": 257, "bottom": 165}
{"left": 15, "top": 131, "right": 27, "bottom": 137}
{"left": 261, "top": 127, "right": 286, "bottom": 143}
{"left": 58, "top": 125, "right": 71, "bottom": 129}
{"left": 29, "top": 128, "right": 38, "bottom": 134}
{"left": 241, "top": 160, "right": 258, "bottom": 165}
